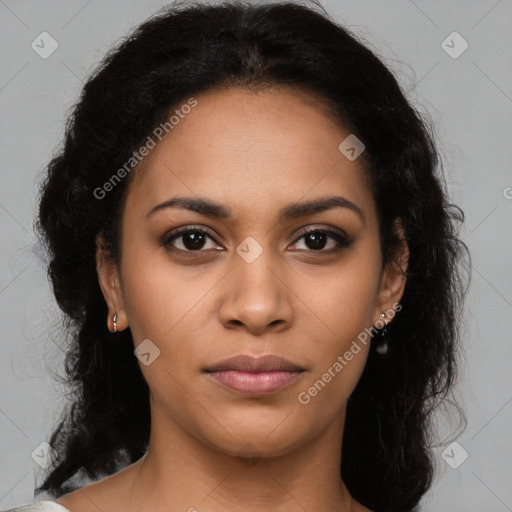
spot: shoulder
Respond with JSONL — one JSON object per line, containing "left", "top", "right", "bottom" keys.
{"left": 2, "top": 501, "right": 70, "bottom": 512}
{"left": 55, "top": 459, "right": 143, "bottom": 512}
{"left": 54, "top": 471, "right": 131, "bottom": 512}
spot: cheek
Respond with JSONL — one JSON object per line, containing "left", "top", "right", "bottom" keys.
{"left": 118, "top": 250, "right": 199, "bottom": 411}
{"left": 297, "top": 280, "right": 374, "bottom": 421}
{"left": 119, "top": 240, "right": 187, "bottom": 339}
{"left": 297, "top": 344, "right": 369, "bottom": 429}
{"left": 293, "top": 252, "right": 379, "bottom": 414}
{"left": 120, "top": 264, "right": 167, "bottom": 341}
{"left": 118, "top": 246, "right": 214, "bottom": 374}
{"left": 296, "top": 254, "right": 381, "bottom": 344}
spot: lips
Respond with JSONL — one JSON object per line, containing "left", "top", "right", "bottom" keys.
{"left": 205, "top": 354, "right": 304, "bottom": 373}
{"left": 204, "top": 354, "right": 305, "bottom": 396}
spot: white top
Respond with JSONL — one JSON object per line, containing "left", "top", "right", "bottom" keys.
{"left": 2, "top": 501, "right": 70, "bottom": 512}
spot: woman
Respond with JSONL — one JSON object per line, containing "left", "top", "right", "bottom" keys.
{"left": 6, "top": 0, "right": 469, "bottom": 511}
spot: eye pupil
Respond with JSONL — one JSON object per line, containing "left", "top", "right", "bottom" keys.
{"left": 305, "top": 232, "right": 327, "bottom": 250}
{"left": 183, "top": 231, "right": 206, "bottom": 250}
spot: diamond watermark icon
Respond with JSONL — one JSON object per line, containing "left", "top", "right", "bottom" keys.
{"left": 441, "top": 32, "right": 468, "bottom": 59}
{"left": 31, "top": 32, "right": 59, "bottom": 59}
{"left": 441, "top": 441, "right": 469, "bottom": 469}
{"left": 338, "top": 134, "right": 365, "bottom": 161}
{"left": 31, "top": 442, "right": 58, "bottom": 469}
{"left": 134, "top": 338, "right": 161, "bottom": 366}
{"left": 236, "top": 236, "right": 263, "bottom": 264}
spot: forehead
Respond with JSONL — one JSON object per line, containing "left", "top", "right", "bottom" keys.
{"left": 125, "top": 86, "right": 375, "bottom": 225}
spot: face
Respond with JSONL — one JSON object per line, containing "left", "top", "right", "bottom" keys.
{"left": 97, "top": 86, "right": 408, "bottom": 458}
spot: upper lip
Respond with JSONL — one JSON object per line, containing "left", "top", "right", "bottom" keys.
{"left": 205, "top": 354, "right": 304, "bottom": 373}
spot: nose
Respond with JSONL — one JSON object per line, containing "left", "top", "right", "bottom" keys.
{"left": 217, "top": 249, "right": 294, "bottom": 335}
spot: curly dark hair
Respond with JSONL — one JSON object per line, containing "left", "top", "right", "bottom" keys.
{"left": 34, "top": 1, "right": 470, "bottom": 511}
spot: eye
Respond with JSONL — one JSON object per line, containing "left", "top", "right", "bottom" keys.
{"left": 289, "top": 227, "right": 352, "bottom": 253}
{"left": 161, "top": 225, "right": 352, "bottom": 254}
{"left": 162, "top": 226, "right": 222, "bottom": 253}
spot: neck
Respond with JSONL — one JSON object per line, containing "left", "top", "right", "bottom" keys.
{"left": 122, "top": 402, "right": 355, "bottom": 512}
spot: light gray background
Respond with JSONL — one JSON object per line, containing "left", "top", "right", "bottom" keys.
{"left": 1, "top": 0, "right": 511, "bottom": 510}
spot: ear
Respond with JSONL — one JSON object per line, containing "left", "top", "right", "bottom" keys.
{"left": 373, "top": 217, "right": 409, "bottom": 326}
{"left": 96, "top": 233, "right": 128, "bottom": 333}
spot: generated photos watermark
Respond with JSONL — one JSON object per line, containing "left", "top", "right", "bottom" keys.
{"left": 297, "top": 302, "right": 402, "bottom": 405}
{"left": 93, "top": 97, "right": 198, "bottom": 200}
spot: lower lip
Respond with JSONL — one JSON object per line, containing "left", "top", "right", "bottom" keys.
{"left": 207, "top": 370, "right": 303, "bottom": 396}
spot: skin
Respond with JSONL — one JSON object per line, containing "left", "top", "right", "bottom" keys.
{"left": 56, "top": 86, "right": 408, "bottom": 512}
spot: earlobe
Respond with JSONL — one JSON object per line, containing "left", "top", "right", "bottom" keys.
{"left": 95, "top": 233, "right": 128, "bottom": 332}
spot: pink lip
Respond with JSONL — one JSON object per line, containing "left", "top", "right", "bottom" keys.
{"left": 204, "top": 354, "right": 305, "bottom": 396}
{"left": 208, "top": 369, "right": 303, "bottom": 396}
{"left": 205, "top": 354, "right": 304, "bottom": 373}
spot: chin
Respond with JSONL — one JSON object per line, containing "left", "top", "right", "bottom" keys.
{"left": 198, "top": 419, "right": 308, "bottom": 459}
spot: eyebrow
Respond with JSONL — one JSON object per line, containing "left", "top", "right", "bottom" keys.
{"left": 145, "top": 195, "right": 366, "bottom": 226}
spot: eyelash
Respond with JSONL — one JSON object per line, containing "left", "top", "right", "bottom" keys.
{"left": 161, "top": 225, "right": 352, "bottom": 255}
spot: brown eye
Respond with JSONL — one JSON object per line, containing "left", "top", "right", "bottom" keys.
{"left": 161, "top": 225, "right": 352, "bottom": 255}
{"left": 289, "top": 228, "right": 352, "bottom": 253}
{"left": 162, "top": 227, "right": 221, "bottom": 252}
